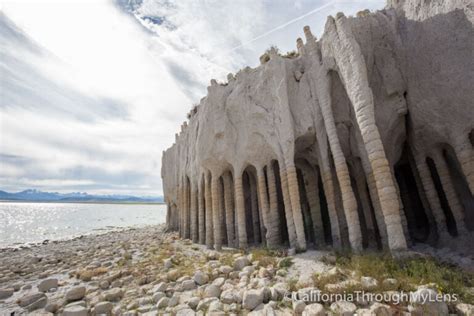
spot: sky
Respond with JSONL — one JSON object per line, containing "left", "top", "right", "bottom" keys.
{"left": 0, "top": 0, "right": 384, "bottom": 196}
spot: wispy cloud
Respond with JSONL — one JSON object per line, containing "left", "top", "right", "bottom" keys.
{"left": 0, "top": 0, "right": 384, "bottom": 195}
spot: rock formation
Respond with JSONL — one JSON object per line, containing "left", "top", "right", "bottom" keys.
{"left": 162, "top": 0, "right": 474, "bottom": 254}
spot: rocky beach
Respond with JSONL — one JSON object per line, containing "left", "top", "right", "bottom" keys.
{"left": 1, "top": 225, "right": 473, "bottom": 315}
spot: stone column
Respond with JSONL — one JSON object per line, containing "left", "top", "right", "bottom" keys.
{"left": 204, "top": 175, "right": 214, "bottom": 248}
{"left": 234, "top": 175, "right": 248, "bottom": 249}
{"left": 256, "top": 167, "right": 271, "bottom": 246}
{"left": 198, "top": 180, "right": 205, "bottom": 244}
{"left": 184, "top": 179, "right": 190, "bottom": 239}
{"left": 432, "top": 151, "right": 468, "bottom": 234}
{"left": 266, "top": 164, "right": 281, "bottom": 246}
{"left": 415, "top": 156, "right": 450, "bottom": 242}
{"left": 301, "top": 166, "right": 325, "bottom": 247}
{"left": 249, "top": 175, "right": 261, "bottom": 244}
{"left": 454, "top": 141, "right": 474, "bottom": 194}
{"left": 328, "top": 15, "right": 407, "bottom": 251}
{"left": 286, "top": 164, "right": 307, "bottom": 251}
{"left": 353, "top": 168, "right": 376, "bottom": 248}
{"left": 279, "top": 167, "right": 297, "bottom": 249}
{"left": 190, "top": 183, "right": 198, "bottom": 243}
{"left": 223, "top": 174, "right": 235, "bottom": 247}
{"left": 212, "top": 175, "right": 223, "bottom": 250}
{"left": 366, "top": 172, "right": 389, "bottom": 249}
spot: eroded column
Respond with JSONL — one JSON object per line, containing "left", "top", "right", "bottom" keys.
{"left": 266, "top": 164, "right": 281, "bottom": 246}
{"left": 198, "top": 180, "right": 205, "bottom": 244}
{"left": 190, "top": 183, "right": 198, "bottom": 243}
{"left": 279, "top": 167, "right": 297, "bottom": 249}
{"left": 223, "top": 174, "right": 236, "bottom": 247}
{"left": 256, "top": 167, "right": 271, "bottom": 247}
{"left": 204, "top": 175, "right": 214, "bottom": 248}
{"left": 301, "top": 166, "right": 325, "bottom": 247}
{"left": 415, "top": 156, "right": 450, "bottom": 242}
{"left": 433, "top": 151, "right": 468, "bottom": 234}
{"left": 249, "top": 176, "right": 261, "bottom": 244}
{"left": 234, "top": 175, "right": 248, "bottom": 249}
{"left": 212, "top": 175, "right": 223, "bottom": 250}
{"left": 454, "top": 141, "right": 474, "bottom": 194}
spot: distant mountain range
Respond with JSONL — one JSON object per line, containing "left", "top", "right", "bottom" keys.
{"left": 0, "top": 189, "right": 163, "bottom": 203}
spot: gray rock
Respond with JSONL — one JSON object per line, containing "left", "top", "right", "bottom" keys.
{"left": 233, "top": 256, "right": 251, "bottom": 271}
{"left": 330, "top": 301, "right": 357, "bottom": 316}
{"left": 212, "top": 277, "right": 225, "bottom": 287}
{"left": 302, "top": 303, "right": 325, "bottom": 316}
{"left": 408, "top": 287, "right": 448, "bottom": 316}
{"left": 203, "top": 284, "right": 221, "bottom": 298}
{"left": 293, "top": 300, "right": 306, "bottom": 315}
{"left": 152, "top": 291, "right": 166, "bottom": 303}
{"left": 177, "top": 308, "right": 196, "bottom": 316}
{"left": 38, "top": 278, "right": 58, "bottom": 292}
{"left": 63, "top": 305, "right": 88, "bottom": 316}
{"left": 361, "top": 276, "right": 378, "bottom": 290}
{"left": 242, "top": 289, "right": 263, "bottom": 311}
{"left": 156, "top": 297, "right": 170, "bottom": 309}
{"left": 0, "top": 288, "right": 14, "bottom": 299}
{"left": 94, "top": 301, "right": 113, "bottom": 314}
{"left": 182, "top": 279, "right": 196, "bottom": 291}
{"left": 193, "top": 271, "right": 209, "bottom": 285}
{"left": 18, "top": 292, "right": 47, "bottom": 307}
{"left": 196, "top": 297, "right": 218, "bottom": 311}
{"left": 99, "top": 280, "right": 110, "bottom": 289}
{"left": 187, "top": 296, "right": 200, "bottom": 310}
{"left": 456, "top": 303, "right": 474, "bottom": 316}
{"left": 103, "top": 288, "right": 123, "bottom": 302}
{"left": 66, "top": 286, "right": 86, "bottom": 302}
{"left": 164, "top": 258, "right": 173, "bottom": 269}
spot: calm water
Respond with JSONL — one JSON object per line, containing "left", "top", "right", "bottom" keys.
{"left": 0, "top": 202, "right": 166, "bottom": 248}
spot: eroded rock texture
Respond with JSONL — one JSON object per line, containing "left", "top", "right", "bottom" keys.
{"left": 162, "top": 0, "right": 474, "bottom": 253}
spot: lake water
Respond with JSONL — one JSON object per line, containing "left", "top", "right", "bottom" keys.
{"left": 0, "top": 202, "right": 167, "bottom": 248}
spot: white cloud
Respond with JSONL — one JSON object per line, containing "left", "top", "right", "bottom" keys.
{"left": 0, "top": 0, "right": 384, "bottom": 195}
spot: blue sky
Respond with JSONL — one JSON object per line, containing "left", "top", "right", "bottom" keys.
{"left": 0, "top": 0, "right": 384, "bottom": 196}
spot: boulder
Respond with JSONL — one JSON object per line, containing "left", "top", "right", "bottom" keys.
{"left": 242, "top": 289, "right": 263, "bottom": 311}
{"left": 330, "top": 301, "right": 357, "bottom": 316}
{"left": 66, "top": 286, "right": 86, "bottom": 302}
{"left": 233, "top": 256, "right": 251, "bottom": 271}
{"left": 408, "top": 287, "right": 448, "bottom": 316}
{"left": 0, "top": 288, "right": 14, "bottom": 299}
{"left": 38, "top": 278, "right": 58, "bottom": 292}
{"left": 156, "top": 297, "right": 170, "bottom": 309}
{"left": 193, "top": 271, "right": 209, "bottom": 285}
{"left": 203, "top": 284, "right": 221, "bottom": 298}
{"left": 302, "top": 303, "right": 325, "bottom": 316}
{"left": 456, "top": 303, "right": 474, "bottom": 316}
{"left": 63, "top": 305, "right": 88, "bottom": 316}
{"left": 94, "top": 301, "right": 113, "bottom": 314}
{"left": 103, "top": 288, "right": 123, "bottom": 302}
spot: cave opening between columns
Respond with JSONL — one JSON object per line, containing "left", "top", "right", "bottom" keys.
{"left": 219, "top": 176, "right": 227, "bottom": 246}
{"left": 442, "top": 146, "right": 474, "bottom": 231}
{"left": 426, "top": 157, "right": 458, "bottom": 236}
{"left": 185, "top": 176, "right": 191, "bottom": 238}
{"left": 200, "top": 176, "right": 206, "bottom": 243}
{"left": 271, "top": 160, "right": 289, "bottom": 246}
{"left": 470, "top": 129, "right": 474, "bottom": 147}
{"left": 394, "top": 144, "right": 430, "bottom": 243}
{"left": 294, "top": 159, "right": 332, "bottom": 249}
{"left": 243, "top": 165, "right": 263, "bottom": 245}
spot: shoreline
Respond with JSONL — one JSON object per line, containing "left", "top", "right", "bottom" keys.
{"left": 0, "top": 225, "right": 473, "bottom": 315}
{"left": 0, "top": 200, "right": 165, "bottom": 205}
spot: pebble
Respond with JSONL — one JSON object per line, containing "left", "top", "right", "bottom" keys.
{"left": 66, "top": 286, "right": 86, "bottom": 302}
{"left": 0, "top": 288, "right": 14, "bottom": 299}
{"left": 38, "top": 278, "right": 58, "bottom": 292}
{"left": 242, "top": 289, "right": 263, "bottom": 311}
{"left": 63, "top": 305, "right": 88, "bottom": 316}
